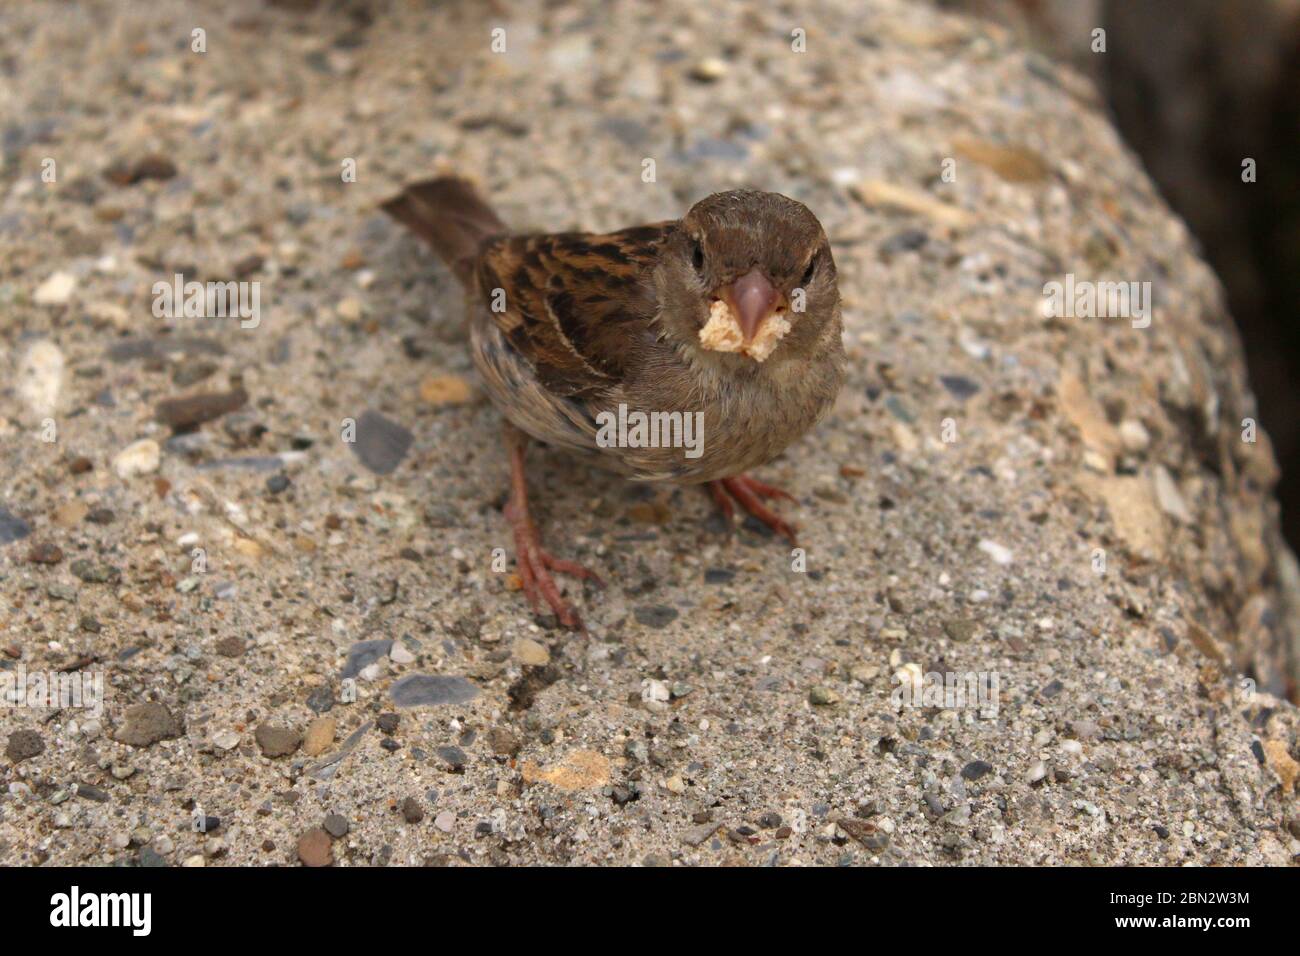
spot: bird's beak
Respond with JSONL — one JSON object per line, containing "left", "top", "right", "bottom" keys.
{"left": 722, "top": 269, "right": 782, "bottom": 344}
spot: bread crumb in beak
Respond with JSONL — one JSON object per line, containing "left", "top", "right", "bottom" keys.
{"left": 699, "top": 298, "right": 791, "bottom": 362}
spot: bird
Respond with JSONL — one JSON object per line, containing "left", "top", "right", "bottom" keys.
{"left": 382, "top": 177, "right": 845, "bottom": 630}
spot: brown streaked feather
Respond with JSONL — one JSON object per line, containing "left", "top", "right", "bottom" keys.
{"left": 473, "top": 224, "right": 672, "bottom": 398}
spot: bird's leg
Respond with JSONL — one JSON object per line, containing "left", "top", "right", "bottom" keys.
{"left": 707, "top": 474, "right": 799, "bottom": 545}
{"left": 501, "top": 425, "right": 603, "bottom": 630}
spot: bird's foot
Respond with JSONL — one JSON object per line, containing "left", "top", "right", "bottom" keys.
{"left": 503, "top": 427, "right": 603, "bottom": 631}
{"left": 707, "top": 474, "right": 799, "bottom": 545}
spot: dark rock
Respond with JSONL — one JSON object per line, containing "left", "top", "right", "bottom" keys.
{"left": 436, "top": 745, "right": 467, "bottom": 770}
{"left": 138, "top": 846, "right": 169, "bottom": 867}
{"left": 376, "top": 712, "right": 400, "bottom": 735}
{"left": 103, "top": 154, "right": 177, "bottom": 185}
{"left": 488, "top": 727, "right": 521, "bottom": 756}
{"left": 6, "top": 729, "right": 45, "bottom": 762}
{"left": 634, "top": 604, "right": 678, "bottom": 628}
{"left": 71, "top": 559, "right": 119, "bottom": 584}
{"left": 254, "top": 723, "right": 302, "bottom": 758}
{"left": 75, "top": 783, "right": 110, "bottom": 802}
{"left": 26, "top": 542, "right": 63, "bottom": 564}
{"left": 0, "top": 507, "right": 32, "bottom": 545}
{"left": 155, "top": 387, "right": 248, "bottom": 429}
{"left": 939, "top": 375, "right": 981, "bottom": 401}
{"left": 323, "top": 813, "right": 349, "bottom": 838}
{"left": 961, "top": 760, "right": 994, "bottom": 781}
{"left": 400, "top": 796, "right": 425, "bottom": 823}
{"left": 114, "top": 702, "right": 182, "bottom": 747}
{"left": 389, "top": 674, "right": 480, "bottom": 708}
{"left": 349, "top": 409, "right": 413, "bottom": 475}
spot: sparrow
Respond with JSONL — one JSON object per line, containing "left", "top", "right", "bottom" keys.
{"left": 382, "top": 178, "right": 845, "bottom": 629}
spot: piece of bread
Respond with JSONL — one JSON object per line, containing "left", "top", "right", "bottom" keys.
{"left": 698, "top": 299, "right": 791, "bottom": 362}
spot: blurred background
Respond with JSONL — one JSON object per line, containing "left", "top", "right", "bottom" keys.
{"left": 937, "top": 0, "right": 1300, "bottom": 546}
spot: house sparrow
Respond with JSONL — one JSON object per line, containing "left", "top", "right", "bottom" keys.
{"left": 382, "top": 178, "right": 845, "bottom": 629}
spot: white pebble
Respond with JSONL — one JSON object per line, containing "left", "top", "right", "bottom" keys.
{"left": 978, "top": 539, "right": 1014, "bottom": 566}
{"left": 33, "top": 270, "right": 77, "bottom": 305}
{"left": 17, "top": 340, "right": 64, "bottom": 416}
{"left": 113, "top": 439, "right": 161, "bottom": 478}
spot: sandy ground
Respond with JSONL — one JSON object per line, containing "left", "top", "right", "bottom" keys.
{"left": 1, "top": 0, "right": 1298, "bottom": 865}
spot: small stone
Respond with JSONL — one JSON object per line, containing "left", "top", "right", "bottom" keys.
{"left": 75, "top": 783, "right": 109, "bottom": 802}
{"left": 434, "top": 810, "right": 455, "bottom": 832}
{"left": 34, "top": 271, "right": 77, "bottom": 306}
{"left": 155, "top": 387, "right": 248, "bottom": 429}
{"left": 849, "top": 663, "right": 880, "bottom": 684}
{"left": 114, "top": 702, "right": 182, "bottom": 747}
{"left": 960, "top": 760, "right": 993, "bottom": 781}
{"left": 390, "top": 642, "right": 416, "bottom": 664}
{"left": 254, "top": 723, "right": 302, "bottom": 758}
{"left": 103, "top": 154, "right": 177, "bottom": 185}
{"left": 1153, "top": 466, "right": 1192, "bottom": 524}
{"left": 489, "top": 727, "right": 521, "bottom": 756}
{"left": 689, "top": 57, "right": 728, "bottom": 82}
{"left": 376, "top": 712, "right": 400, "bottom": 735}
{"left": 303, "top": 716, "right": 337, "bottom": 756}
{"left": 513, "top": 638, "right": 550, "bottom": 666}
{"left": 977, "top": 539, "right": 1014, "bottom": 566}
{"left": 349, "top": 409, "right": 413, "bottom": 475}
{"left": 419, "top": 374, "right": 474, "bottom": 405}
{"left": 211, "top": 730, "right": 241, "bottom": 751}
{"left": 138, "top": 846, "right": 168, "bottom": 868}
{"left": 641, "top": 679, "right": 671, "bottom": 709}
{"left": 112, "top": 439, "right": 161, "bottom": 478}
{"left": 265, "top": 473, "right": 290, "bottom": 494}
{"left": 436, "top": 745, "right": 468, "bottom": 770}
{"left": 71, "top": 559, "right": 118, "bottom": 584}
{"left": 942, "top": 617, "right": 977, "bottom": 642}
{"left": 634, "top": 605, "right": 678, "bottom": 628}
{"left": 938, "top": 375, "right": 980, "bottom": 401}
{"left": 809, "top": 685, "right": 840, "bottom": 706}
{"left": 389, "top": 674, "right": 480, "bottom": 708}
{"left": 400, "top": 796, "right": 425, "bottom": 823}
{"left": 0, "top": 507, "right": 33, "bottom": 545}
{"left": 681, "top": 822, "right": 720, "bottom": 846}
{"left": 323, "top": 814, "right": 349, "bottom": 838}
{"left": 297, "top": 828, "right": 333, "bottom": 867}
{"left": 18, "top": 340, "right": 64, "bottom": 414}
{"left": 215, "top": 636, "right": 245, "bottom": 658}
{"left": 1118, "top": 419, "right": 1151, "bottom": 453}
{"left": 6, "top": 729, "right": 45, "bottom": 762}
{"left": 26, "top": 542, "right": 63, "bottom": 564}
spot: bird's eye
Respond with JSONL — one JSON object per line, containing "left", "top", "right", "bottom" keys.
{"left": 801, "top": 254, "right": 818, "bottom": 287}
{"left": 691, "top": 239, "right": 706, "bottom": 275}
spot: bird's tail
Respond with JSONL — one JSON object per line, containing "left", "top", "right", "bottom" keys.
{"left": 380, "top": 176, "right": 505, "bottom": 286}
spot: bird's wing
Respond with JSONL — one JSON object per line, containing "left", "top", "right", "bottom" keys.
{"left": 471, "top": 222, "right": 673, "bottom": 400}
